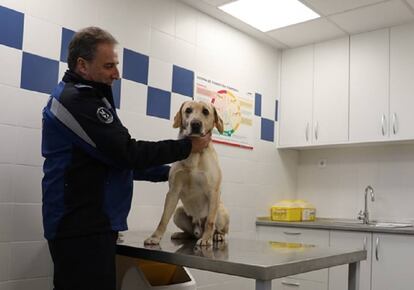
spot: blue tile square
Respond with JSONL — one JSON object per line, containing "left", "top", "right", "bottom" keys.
{"left": 0, "top": 6, "right": 24, "bottom": 49}
{"left": 123, "top": 48, "right": 149, "bottom": 85}
{"left": 112, "top": 79, "right": 121, "bottom": 109}
{"left": 275, "top": 99, "right": 279, "bottom": 121}
{"left": 255, "top": 93, "right": 262, "bottom": 116}
{"left": 172, "top": 65, "right": 194, "bottom": 98}
{"left": 21, "top": 52, "right": 59, "bottom": 94}
{"left": 60, "top": 28, "right": 75, "bottom": 62}
{"left": 147, "top": 87, "right": 171, "bottom": 120}
{"left": 261, "top": 118, "right": 274, "bottom": 142}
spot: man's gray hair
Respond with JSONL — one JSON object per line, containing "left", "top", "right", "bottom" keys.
{"left": 67, "top": 27, "right": 118, "bottom": 71}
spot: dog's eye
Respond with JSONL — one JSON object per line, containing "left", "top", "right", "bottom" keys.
{"left": 202, "top": 108, "right": 209, "bottom": 116}
{"left": 185, "top": 108, "right": 192, "bottom": 114}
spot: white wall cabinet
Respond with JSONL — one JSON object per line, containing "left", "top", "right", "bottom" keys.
{"left": 328, "top": 231, "right": 371, "bottom": 290}
{"left": 371, "top": 233, "right": 414, "bottom": 290}
{"left": 279, "top": 37, "right": 349, "bottom": 147}
{"left": 349, "top": 29, "right": 390, "bottom": 142}
{"left": 389, "top": 22, "right": 414, "bottom": 140}
{"left": 279, "top": 45, "right": 314, "bottom": 147}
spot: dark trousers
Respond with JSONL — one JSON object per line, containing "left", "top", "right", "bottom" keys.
{"left": 48, "top": 231, "right": 118, "bottom": 290}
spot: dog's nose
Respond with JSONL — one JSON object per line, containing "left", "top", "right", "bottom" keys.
{"left": 191, "top": 120, "right": 202, "bottom": 134}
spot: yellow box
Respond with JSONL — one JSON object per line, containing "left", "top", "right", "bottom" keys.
{"left": 270, "top": 205, "right": 302, "bottom": 222}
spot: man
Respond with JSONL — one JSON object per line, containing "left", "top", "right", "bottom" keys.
{"left": 41, "top": 27, "right": 211, "bottom": 290}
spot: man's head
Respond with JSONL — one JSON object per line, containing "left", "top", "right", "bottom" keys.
{"left": 68, "top": 27, "right": 119, "bottom": 86}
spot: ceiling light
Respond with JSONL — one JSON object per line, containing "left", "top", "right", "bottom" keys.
{"left": 219, "top": 0, "right": 320, "bottom": 32}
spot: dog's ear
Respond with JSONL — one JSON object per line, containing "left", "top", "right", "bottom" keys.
{"left": 173, "top": 102, "right": 186, "bottom": 128}
{"left": 214, "top": 107, "right": 224, "bottom": 134}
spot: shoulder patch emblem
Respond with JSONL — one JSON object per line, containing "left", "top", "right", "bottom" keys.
{"left": 96, "top": 107, "right": 114, "bottom": 124}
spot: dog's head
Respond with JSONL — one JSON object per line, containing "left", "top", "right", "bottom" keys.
{"left": 173, "top": 101, "right": 224, "bottom": 137}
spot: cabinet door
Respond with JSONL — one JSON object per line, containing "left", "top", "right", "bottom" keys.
{"left": 279, "top": 45, "right": 313, "bottom": 147}
{"left": 328, "top": 231, "right": 371, "bottom": 290}
{"left": 256, "top": 226, "right": 329, "bottom": 283}
{"left": 313, "top": 37, "right": 349, "bottom": 144}
{"left": 371, "top": 233, "right": 414, "bottom": 290}
{"left": 349, "top": 29, "right": 389, "bottom": 142}
{"left": 390, "top": 22, "right": 414, "bottom": 140}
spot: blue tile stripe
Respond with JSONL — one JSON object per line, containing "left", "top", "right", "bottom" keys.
{"left": 172, "top": 65, "right": 194, "bottom": 98}
{"left": 60, "top": 28, "right": 75, "bottom": 62}
{"left": 0, "top": 6, "right": 24, "bottom": 49}
{"left": 0, "top": 3, "right": 278, "bottom": 143}
{"left": 21, "top": 52, "right": 59, "bottom": 94}
{"left": 255, "top": 93, "right": 262, "bottom": 116}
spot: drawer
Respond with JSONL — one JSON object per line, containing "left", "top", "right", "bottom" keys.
{"left": 274, "top": 277, "right": 328, "bottom": 290}
{"left": 256, "top": 226, "right": 329, "bottom": 282}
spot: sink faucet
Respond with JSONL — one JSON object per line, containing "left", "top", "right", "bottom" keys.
{"left": 358, "top": 185, "right": 375, "bottom": 224}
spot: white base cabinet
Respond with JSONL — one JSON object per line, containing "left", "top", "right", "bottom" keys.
{"left": 328, "top": 231, "right": 371, "bottom": 290}
{"left": 257, "top": 226, "right": 414, "bottom": 290}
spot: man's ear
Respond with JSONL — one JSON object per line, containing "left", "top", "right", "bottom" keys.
{"left": 76, "top": 57, "right": 88, "bottom": 78}
{"left": 214, "top": 107, "right": 224, "bottom": 134}
{"left": 173, "top": 102, "right": 186, "bottom": 128}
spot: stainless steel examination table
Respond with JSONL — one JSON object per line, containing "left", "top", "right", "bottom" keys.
{"left": 117, "top": 231, "right": 366, "bottom": 290}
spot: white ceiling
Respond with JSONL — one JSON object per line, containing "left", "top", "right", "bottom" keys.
{"left": 179, "top": 0, "right": 414, "bottom": 49}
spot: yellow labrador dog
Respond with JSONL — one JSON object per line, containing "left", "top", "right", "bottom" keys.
{"left": 144, "top": 101, "right": 229, "bottom": 246}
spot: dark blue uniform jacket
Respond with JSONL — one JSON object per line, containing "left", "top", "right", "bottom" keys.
{"left": 41, "top": 71, "right": 191, "bottom": 240}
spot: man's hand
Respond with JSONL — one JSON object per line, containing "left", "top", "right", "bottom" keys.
{"left": 190, "top": 132, "right": 212, "bottom": 153}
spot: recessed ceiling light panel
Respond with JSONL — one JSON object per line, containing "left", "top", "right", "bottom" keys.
{"left": 219, "top": 0, "right": 320, "bottom": 32}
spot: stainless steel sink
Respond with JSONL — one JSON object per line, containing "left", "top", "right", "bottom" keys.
{"left": 367, "top": 221, "right": 413, "bottom": 228}
{"left": 318, "top": 218, "right": 413, "bottom": 228}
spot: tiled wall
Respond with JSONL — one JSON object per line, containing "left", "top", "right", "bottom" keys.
{"left": 297, "top": 145, "right": 414, "bottom": 222}
{"left": 0, "top": 0, "right": 298, "bottom": 289}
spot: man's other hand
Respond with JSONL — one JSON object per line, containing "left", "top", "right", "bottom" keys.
{"left": 190, "top": 132, "right": 212, "bottom": 153}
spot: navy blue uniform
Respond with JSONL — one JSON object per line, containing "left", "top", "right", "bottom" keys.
{"left": 41, "top": 70, "right": 191, "bottom": 290}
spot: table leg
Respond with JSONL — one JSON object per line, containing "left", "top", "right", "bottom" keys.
{"left": 256, "top": 279, "right": 272, "bottom": 290}
{"left": 348, "top": 261, "right": 360, "bottom": 290}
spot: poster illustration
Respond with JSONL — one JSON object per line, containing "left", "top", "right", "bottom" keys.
{"left": 195, "top": 75, "right": 254, "bottom": 149}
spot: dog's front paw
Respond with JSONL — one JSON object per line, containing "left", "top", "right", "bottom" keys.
{"left": 196, "top": 237, "right": 212, "bottom": 246}
{"left": 213, "top": 233, "right": 225, "bottom": 242}
{"left": 144, "top": 236, "right": 161, "bottom": 245}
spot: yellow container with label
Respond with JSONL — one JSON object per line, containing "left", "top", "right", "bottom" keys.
{"left": 270, "top": 200, "right": 302, "bottom": 222}
{"left": 296, "top": 199, "right": 316, "bottom": 221}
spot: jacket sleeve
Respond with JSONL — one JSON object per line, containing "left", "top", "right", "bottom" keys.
{"left": 56, "top": 87, "right": 192, "bottom": 170}
{"left": 134, "top": 165, "right": 170, "bottom": 182}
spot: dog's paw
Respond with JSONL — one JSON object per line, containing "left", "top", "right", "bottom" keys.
{"left": 144, "top": 236, "right": 161, "bottom": 245}
{"left": 213, "top": 233, "right": 225, "bottom": 242}
{"left": 196, "top": 237, "right": 212, "bottom": 246}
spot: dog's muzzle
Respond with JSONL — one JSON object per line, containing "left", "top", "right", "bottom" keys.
{"left": 190, "top": 120, "right": 202, "bottom": 135}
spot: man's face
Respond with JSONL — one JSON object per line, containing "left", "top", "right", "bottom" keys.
{"left": 79, "top": 43, "right": 120, "bottom": 86}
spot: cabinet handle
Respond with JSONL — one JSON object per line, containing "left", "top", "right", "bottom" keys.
{"left": 281, "top": 281, "right": 300, "bottom": 287}
{"left": 314, "top": 121, "right": 319, "bottom": 141}
{"left": 305, "top": 123, "right": 309, "bottom": 142}
{"left": 392, "top": 113, "right": 398, "bottom": 135}
{"left": 363, "top": 236, "right": 367, "bottom": 250}
{"left": 375, "top": 237, "right": 380, "bottom": 261}
{"left": 283, "top": 231, "right": 302, "bottom": 235}
{"left": 381, "top": 115, "right": 387, "bottom": 136}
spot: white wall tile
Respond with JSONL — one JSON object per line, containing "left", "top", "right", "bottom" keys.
{"left": 170, "top": 93, "right": 191, "bottom": 123}
{"left": 151, "top": 0, "right": 176, "bottom": 36}
{"left": 0, "top": 165, "right": 13, "bottom": 202}
{"left": 175, "top": 2, "right": 197, "bottom": 44}
{"left": 58, "top": 62, "right": 67, "bottom": 82}
{"left": 173, "top": 38, "right": 196, "bottom": 70}
{"left": 0, "top": 243, "right": 11, "bottom": 282}
{"left": 12, "top": 204, "right": 43, "bottom": 242}
{"left": 12, "top": 165, "right": 42, "bottom": 204}
{"left": 15, "top": 128, "right": 42, "bottom": 166}
{"left": 119, "top": 80, "right": 147, "bottom": 115}
{"left": 0, "top": 205, "right": 12, "bottom": 242}
{"left": 0, "top": 0, "right": 25, "bottom": 13}
{"left": 0, "top": 46, "right": 22, "bottom": 88}
{"left": 148, "top": 58, "right": 172, "bottom": 91}
{"left": 17, "top": 89, "right": 48, "bottom": 129}
{"left": 0, "top": 85, "right": 20, "bottom": 126}
{"left": 22, "top": 15, "right": 61, "bottom": 60}
{"left": 150, "top": 29, "right": 175, "bottom": 63}
{"left": 0, "top": 125, "right": 17, "bottom": 164}
{"left": 10, "top": 241, "right": 52, "bottom": 279}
